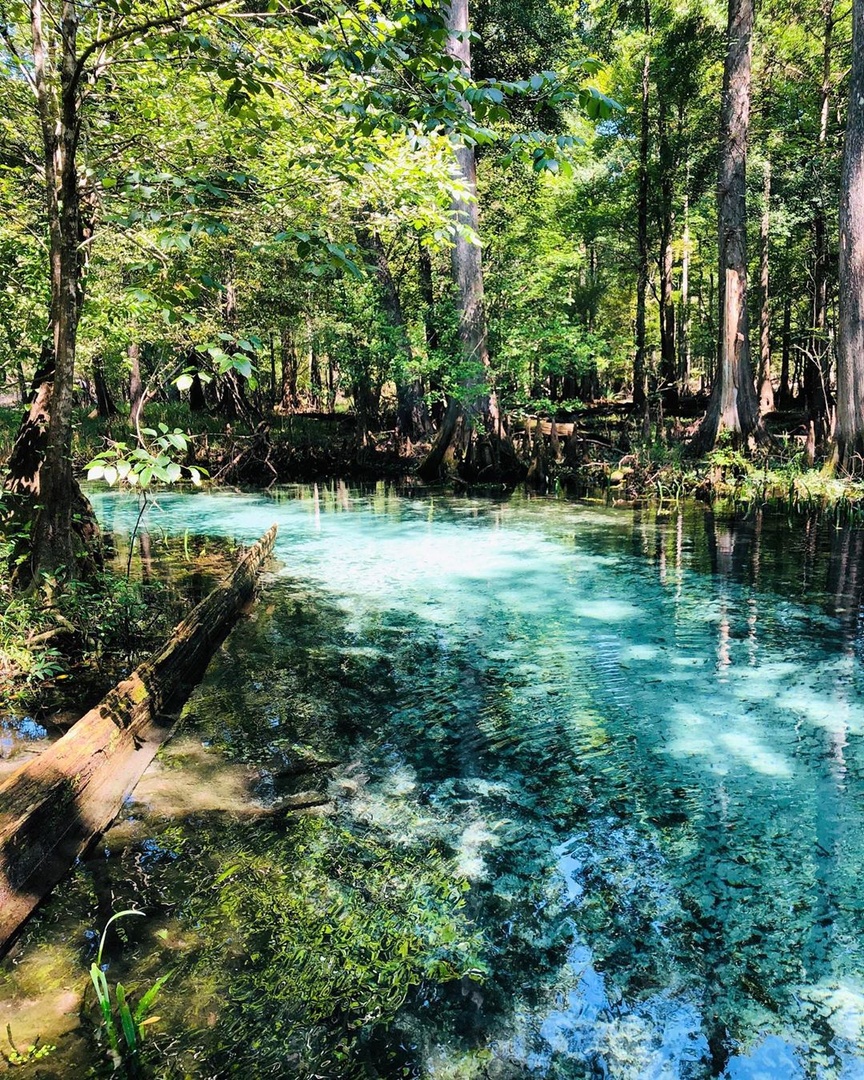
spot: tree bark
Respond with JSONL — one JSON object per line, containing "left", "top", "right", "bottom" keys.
{"left": 309, "top": 326, "right": 322, "bottom": 410}
{"left": 418, "top": 245, "right": 444, "bottom": 425}
{"left": 356, "top": 223, "right": 428, "bottom": 438}
{"left": 92, "top": 358, "right": 116, "bottom": 418}
{"left": 779, "top": 294, "right": 792, "bottom": 407}
{"left": 691, "top": 0, "right": 766, "bottom": 452}
{"left": 807, "top": 0, "right": 835, "bottom": 434}
{"left": 280, "top": 326, "right": 299, "bottom": 411}
{"left": 634, "top": 1, "right": 651, "bottom": 414}
{"left": 658, "top": 99, "right": 678, "bottom": 411}
{"left": 2, "top": 0, "right": 103, "bottom": 584}
{"left": 679, "top": 184, "right": 692, "bottom": 390}
{"left": 0, "top": 525, "right": 277, "bottom": 956}
{"left": 758, "top": 158, "right": 774, "bottom": 414}
{"left": 833, "top": 0, "right": 864, "bottom": 471}
{"left": 418, "top": 0, "right": 521, "bottom": 482}
{"left": 128, "top": 341, "right": 144, "bottom": 429}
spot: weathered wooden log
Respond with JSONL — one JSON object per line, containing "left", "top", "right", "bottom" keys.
{"left": 0, "top": 524, "right": 278, "bottom": 956}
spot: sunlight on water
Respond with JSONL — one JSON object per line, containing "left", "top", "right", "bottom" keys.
{"left": 88, "top": 485, "right": 864, "bottom": 1079}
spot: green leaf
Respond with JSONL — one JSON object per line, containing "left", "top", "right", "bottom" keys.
{"left": 116, "top": 986, "right": 138, "bottom": 1052}
{"left": 133, "top": 973, "right": 172, "bottom": 1025}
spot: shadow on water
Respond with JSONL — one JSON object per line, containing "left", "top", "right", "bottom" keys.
{"left": 5, "top": 486, "right": 864, "bottom": 1078}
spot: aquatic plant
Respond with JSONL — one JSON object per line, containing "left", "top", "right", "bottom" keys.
{"left": 175, "top": 817, "right": 486, "bottom": 1078}
{"left": 88, "top": 910, "right": 170, "bottom": 1077}
{"left": 2, "top": 1024, "right": 56, "bottom": 1067}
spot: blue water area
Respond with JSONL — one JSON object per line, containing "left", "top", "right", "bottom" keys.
{"left": 90, "top": 485, "right": 864, "bottom": 1078}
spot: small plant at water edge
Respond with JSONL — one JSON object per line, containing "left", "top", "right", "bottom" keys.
{"left": 2, "top": 1024, "right": 56, "bottom": 1067}
{"left": 88, "top": 910, "right": 170, "bottom": 1077}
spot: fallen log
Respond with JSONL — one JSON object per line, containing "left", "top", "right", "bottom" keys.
{"left": 0, "top": 524, "right": 278, "bottom": 957}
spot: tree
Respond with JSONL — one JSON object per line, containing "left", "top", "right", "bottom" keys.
{"left": 833, "top": 0, "right": 864, "bottom": 471}
{"left": 0, "top": 0, "right": 236, "bottom": 584}
{"left": 419, "top": 0, "right": 521, "bottom": 481}
{"left": 0, "top": 0, "right": 501, "bottom": 580}
{"left": 633, "top": 0, "right": 651, "bottom": 415}
{"left": 805, "top": 0, "right": 837, "bottom": 437}
{"left": 691, "top": 0, "right": 766, "bottom": 451}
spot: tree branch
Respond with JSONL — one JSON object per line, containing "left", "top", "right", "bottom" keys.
{"left": 70, "top": 0, "right": 232, "bottom": 97}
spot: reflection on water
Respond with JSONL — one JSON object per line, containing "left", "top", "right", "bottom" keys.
{"left": 12, "top": 485, "right": 864, "bottom": 1078}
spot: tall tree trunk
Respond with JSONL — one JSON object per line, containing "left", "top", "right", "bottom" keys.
{"left": 779, "top": 294, "right": 792, "bottom": 407}
{"left": 93, "top": 358, "right": 116, "bottom": 418}
{"left": 128, "top": 342, "right": 144, "bottom": 429}
{"left": 833, "top": 0, "right": 864, "bottom": 471}
{"left": 679, "top": 184, "right": 692, "bottom": 391}
{"left": 758, "top": 158, "right": 774, "bottom": 414}
{"left": 418, "top": 0, "right": 521, "bottom": 482}
{"left": 215, "top": 279, "right": 256, "bottom": 422}
{"left": 633, "top": 0, "right": 651, "bottom": 414}
{"left": 808, "top": 0, "right": 835, "bottom": 435}
{"left": 280, "top": 326, "right": 298, "bottom": 411}
{"left": 308, "top": 324, "right": 322, "bottom": 410}
{"left": 658, "top": 101, "right": 678, "bottom": 411}
{"left": 691, "top": 0, "right": 766, "bottom": 452}
{"left": 418, "top": 245, "right": 444, "bottom": 425}
{"left": 357, "top": 223, "right": 428, "bottom": 438}
{"left": 15, "top": 363, "right": 27, "bottom": 407}
{"left": 3, "top": 0, "right": 100, "bottom": 583}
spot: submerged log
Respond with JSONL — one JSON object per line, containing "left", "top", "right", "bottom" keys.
{"left": 0, "top": 524, "right": 278, "bottom": 957}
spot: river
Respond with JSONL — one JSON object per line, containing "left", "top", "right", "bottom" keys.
{"left": 2, "top": 483, "right": 864, "bottom": 1079}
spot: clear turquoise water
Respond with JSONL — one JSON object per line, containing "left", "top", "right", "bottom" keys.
{"left": 87, "top": 485, "right": 864, "bottom": 1078}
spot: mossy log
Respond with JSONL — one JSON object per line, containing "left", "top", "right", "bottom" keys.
{"left": 0, "top": 524, "right": 278, "bottom": 957}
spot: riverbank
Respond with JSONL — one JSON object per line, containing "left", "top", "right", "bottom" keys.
{"left": 0, "top": 530, "right": 238, "bottom": 726}
{"left": 3, "top": 399, "right": 863, "bottom": 517}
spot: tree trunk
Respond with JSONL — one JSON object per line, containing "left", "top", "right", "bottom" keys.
{"left": 92, "top": 358, "right": 116, "bottom": 418}
{"left": 418, "top": 245, "right": 440, "bottom": 355}
{"left": 779, "top": 294, "right": 792, "bottom": 407}
{"left": 418, "top": 245, "right": 444, "bottom": 426}
{"left": 2, "top": 0, "right": 100, "bottom": 585}
{"left": 691, "top": 0, "right": 766, "bottom": 452}
{"left": 758, "top": 158, "right": 774, "bottom": 414}
{"left": 309, "top": 331, "right": 322, "bottom": 410}
{"left": 833, "top": 0, "right": 864, "bottom": 471}
{"left": 0, "top": 525, "right": 277, "bottom": 956}
{"left": 680, "top": 185, "right": 692, "bottom": 391}
{"left": 808, "top": 0, "right": 835, "bottom": 435}
{"left": 128, "top": 341, "right": 144, "bottom": 430}
{"left": 634, "top": 1, "right": 651, "bottom": 413}
{"left": 280, "top": 326, "right": 298, "bottom": 411}
{"left": 357, "top": 224, "right": 428, "bottom": 438}
{"left": 327, "top": 351, "right": 336, "bottom": 413}
{"left": 658, "top": 100, "right": 678, "bottom": 411}
{"left": 418, "top": 0, "right": 521, "bottom": 482}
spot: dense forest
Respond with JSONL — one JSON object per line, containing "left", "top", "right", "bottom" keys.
{"left": 0, "top": 0, "right": 862, "bottom": 583}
